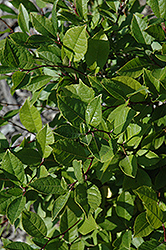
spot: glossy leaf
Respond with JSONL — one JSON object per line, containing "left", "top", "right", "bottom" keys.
{"left": 119, "top": 154, "right": 137, "bottom": 178}
{"left": 85, "top": 95, "right": 102, "bottom": 127}
{"left": 78, "top": 214, "right": 98, "bottom": 235}
{"left": 134, "top": 212, "right": 153, "bottom": 237}
{"left": 145, "top": 203, "right": 163, "bottom": 229}
{"left": 2, "top": 150, "right": 24, "bottom": 185}
{"left": 73, "top": 160, "right": 84, "bottom": 184}
{"left": 76, "top": 0, "right": 87, "bottom": 20}
{"left": 7, "top": 196, "right": 26, "bottom": 224}
{"left": 5, "top": 242, "right": 33, "bottom": 250}
{"left": 22, "top": 210, "right": 47, "bottom": 238}
{"left": 63, "top": 25, "right": 87, "bottom": 61}
{"left": 20, "top": 98, "right": 42, "bottom": 133}
{"left": 131, "top": 13, "right": 154, "bottom": 45}
{"left": 18, "top": 4, "right": 29, "bottom": 33}
{"left": 147, "top": 0, "right": 166, "bottom": 19}
{"left": 31, "top": 12, "right": 56, "bottom": 39}
{"left": 86, "top": 30, "right": 109, "bottom": 69}
{"left": 11, "top": 71, "right": 30, "bottom": 94}
{"left": 134, "top": 186, "right": 158, "bottom": 204}
{"left": 29, "top": 175, "right": 65, "bottom": 195}
{"left": 26, "top": 75, "right": 52, "bottom": 92}
{"left": 52, "top": 191, "right": 70, "bottom": 221}
{"left": 36, "top": 124, "right": 54, "bottom": 158}
{"left": 145, "top": 23, "right": 165, "bottom": 41}
{"left": 116, "top": 191, "right": 134, "bottom": 221}
{"left": 52, "top": 139, "right": 88, "bottom": 167}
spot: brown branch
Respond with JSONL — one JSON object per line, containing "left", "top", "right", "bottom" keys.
{"left": 0, "top": 18, "right": 14, "bottom": 33}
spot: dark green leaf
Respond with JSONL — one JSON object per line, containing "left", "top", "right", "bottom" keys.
{"left": 52, "top": 191, "right": 70, "bottom": 220}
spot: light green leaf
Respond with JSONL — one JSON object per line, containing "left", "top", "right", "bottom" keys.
{"left": 117, "top": 57, "right": 150, "bottom": 78}
{"left": 145, "top": 203, "right": 163, "bottom": 229}
{"left": 37, "top": 45, "right": 61, "bottom": 64}
{"left": 137, "top": 149, "right": 160, "bottom": 168}
{"left": 73, "top": 160, "right": 84, "bottom": 184}
{"left": 36, "top": 124, "right": 54, "bottom": 158}
{"left": 5, "top": 242, "right": 33, "bottom": 250}
{"left": 20, "top": 98, "right": 42, "bottom": 133}
{"left": 52, "top": 191, "right": 70, "bottom": 221}
{"left": 116, "top": 191, "right": 134, "bottom": 221}
{"left": 2, "top": 150, "right": 24, "bottom": 185}
{"left": 26, "top": 75, "right": 52, "bottom": 92}
{"left": 18, "top": 4, "right": 29, "bottom": 33}
{"left": 113, "top": 230, "right": 132, "bottom": 249}
{"left": 60, "top": 207, "right": 78, "bottom": 242}
{"left": 63, "top": 25, "right": 87, "bottom": 61}
{"left": 119, "top": 155, "right": 137, "bottom": 178}
{"left": 85, "top": 95, "right": 102, "bottom": 127}
{"left": 134, "top": 186, "right": 158, "bottom": 204}
{"left": 107, "top": 104, "right": 137, "bottom": 134}
{"left": 76, "top": 0, "right": 87, "bottom": 20}
{"left": 52, "top": 0, "right": 59, "bottom": 33}
{"left": 64, "top": 80, "right": 95, "bottom": 104}
{"left": 57, "top": 94, "right": 86, "bottom": 128}
{"left": 134, "top": 212, "right": 153, "bottom": 238}
{"left": 86, "top": 30, "right": 109, "bottom": 69}
{"left": 147, "top": 0, "right": 166, "bottom": 19}
{"left": 70, "top": 240, "right": 84, "bottom": 250}
{"left": 78, "top": 214, "right": 98, "bottom": 235}
{"left": 29, "top": 175, "right": 65, "bottom": 195}
{"left": 138, "top": 239, "right": 160, "bottom": 250}
{"left": 31, "top": 12, "right": 56, "bottom": 38}
{"left": 7, "top": 196, "right": 26, "bottom": 224}
{"left": 22, "top": 210, "right": 47, "bottom": 238}
{"left": 52, "top": 139, "right": 88, "bottom": 167}
{"left": 131, "top": 13, "right": 154, "bottom": 45}
{"left": 87, "top": 183, "right": 101, "bottom": 214}
{"left": 11, "top": 71, "right": 30, "bottom": 94}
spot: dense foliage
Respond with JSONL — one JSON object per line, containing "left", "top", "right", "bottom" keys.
{"left": 0, "top": 0, "right": 166, "bottom": 249}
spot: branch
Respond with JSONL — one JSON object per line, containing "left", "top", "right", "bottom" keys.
{"left": 0, "top": 18, "right": 14, "bottom": 33}
{"left": 20, "top": 64, "right": 87, "bottom": 77}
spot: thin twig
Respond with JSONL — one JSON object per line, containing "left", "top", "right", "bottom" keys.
{"left": 0, "top": 18, "right": 14, "bottom": 32}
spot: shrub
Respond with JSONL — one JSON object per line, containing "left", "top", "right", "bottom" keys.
{"left": 0, "top": 0, "right": 166, "bottom": 249}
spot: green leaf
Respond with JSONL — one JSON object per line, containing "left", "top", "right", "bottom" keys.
{"left": 74, "top": 183, "right": 89, "bottom": 216}
{"left": 76, "top": 0, "right": 87, "bottom": 20}
{"left": 31, "top": 12, "right": 56, "bottom": 39}
{"left": 145, "top": 23, "right": 165, "bottom": 41}
{"left": 85, "top": 95, "right": 102, "bottom": 127}
{"left": 0, "top": 3, "right": 16, "bottom": 14}
{"left": 11, "top": 0, "right": 38, "bottom": 12}
{"left": 134, "top": 212, "right": 153, "bottom": 237}
{"left": 113, "top": 230, "right": 132, "bottom": 249}
{"left": 3, "top": 38, "right": 33, "bottom": 69}
{"left": 116, "top": 191, "right": 134, "bottom": 221}
{"left": 54, "top": 124, "right": 80, "bottom": 139}
{"left": 155, "top": 168, "right": 166, "bottom": 189}
{"left": 7, "top": 196, "right": 26, "bottom": 224}
{"left": 147, "top": 0, "right": 166, "bottom": 19}
{"left": 5, "top": 242, "right": 33, "bottom": 250}
{"left": 20, "top": 98, "right": 42, "bottom": 133}
{"left": 2, "top": 150, "right": 24, "bottom": 185}
{"left": 37, "top": 45, "right": 61, "bottom": 64}
{"left": 22, "top": 210, "right": 47, "bottom": 238}
{"left": 15, "top": 148, "right": 42, "bottom": 166}
{"left": 110, "top": 76, "right": 147, "bottom": 102}
{"left": 52, "top": 191, "right": 70, "bottom": 221}
{"left": 131, "top": 13, "right": 154, "bottom": 45}
{"left": 18, "top": 4, "right": 29, "bottom": 33}
{"left": 73, "top": 160, "right": 84, "bottom": 184}
{"left": 107, "top": 104, "right": 137, "bottom": 135}
{"left": 138, "top": 239, "right": 160, "bottom": 250}
{"left": 78, "top": 214, "right": 98, "bottom": 235}
{"left": 145, "top": 203, "right": 163, "bottom": 229}
{"left": 60, "top": 207, "right": 78, "bottom": 242}
{"left": 52, "top": 139, "right": 88, "bottom": 167}
{"left": 134, "top": 186, "right": 158, "bottom": 204}
{"left": 26, "top": 75, "right": 52, "bottom": 92}
{"left": 119, "top": 154, "right": 137, "bottom": 178}
{"left": 70, "top": 241, "right": 84, "bottom": 250}
{"left": 86, "top": 30, "right": 109, "bottom": 69}
{"left": 11, "top": 71, "right": 31, "bottom": 94}
{"left": 36, "top": 124, "right": 54, "bottom": 158}
{"left": 29, "top": 175, "right": 65, "bottom": 195}
{"left": 117, "top": 57, "right": 151, "bottom": 78}
{"left": 63, "top": 25, "right": 87, "bottom": 61}
{"left": 143, "top": 68, "right": 160, "bottom": 95}
{"left": 87, "top": 183, "right": 101, "bottom": 214}
{"left": 137, "top": 149, "right": 160, "bottom": 169}
{"left": 64, "top": 80, "right": 95, "bottom": 104}
{"left": 52, "top": 0, "right": 59, "bottom": 33}
{"left": 57, "top": 94, "right": 86, "bottom": 128}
